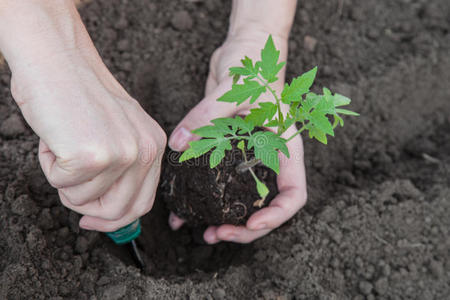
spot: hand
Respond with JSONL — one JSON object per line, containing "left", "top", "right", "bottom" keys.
{"left": 2, "top": 1, "right": 166, "bottom": 232}
{"left": 168, "top": 31, "right": 307, "bottom": 243}
{"left": 11, "top": 52, "right": 166, "bottom": 232}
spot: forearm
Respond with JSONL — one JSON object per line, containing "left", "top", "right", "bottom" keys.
{"left": 0, "top": 0, "right": 98, "bottom": 74}
{"left": 228, "top": 0, "right": 297, "bottom": 40}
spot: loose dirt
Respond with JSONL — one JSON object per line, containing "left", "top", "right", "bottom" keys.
{"left": 1, "top": 0, "right": 449, "bottom": 299}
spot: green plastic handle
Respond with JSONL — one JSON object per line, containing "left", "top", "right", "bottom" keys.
{"left": 106, "top": 219, "right": 141, "bottom": 245}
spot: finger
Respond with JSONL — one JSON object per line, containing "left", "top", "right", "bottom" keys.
{"left": 59, "top": 165, "right": 125, "bottom": 206}
{"left": 59, "top": 161, "right": 148, "bottom": 221}
{"left": 203, "top": 226, "right": 220, "bottom": 244}
{"left": 246, "top": 187, "right": 306, "bottom": 230}
{"left": 78, "top": 161, "right": 161, "bottom": 232}
{"left": 247, "top": 131, "right": 307, "bottom": 230}
{"left": 214, "top": 224, "right": 272, "bottom": 244}
{"left": 168, "top": 211, "right": 185, "bottom": 230}
{"left": 168, "top": 80, "right": 244, "bottom": 152}
{"left": 38, "top": 139, "right": 109, "bottom": 188}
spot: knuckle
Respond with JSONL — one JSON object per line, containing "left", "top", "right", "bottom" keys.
{"left": 76, "top": 146, "right": 112, "bottom": 171}
{"left": 118, "top": 141, "right": 139, "bottom": 167}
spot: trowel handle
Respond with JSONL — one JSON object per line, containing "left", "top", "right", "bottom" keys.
{"left": 106, "top": 219, "right": 141, "bottom": 245}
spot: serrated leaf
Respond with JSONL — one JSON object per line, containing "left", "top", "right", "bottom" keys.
{"left": 209, "top": 139, "right": 232, "bottom": 168}
{"left": 309, "top": 126, "right": 328, "bottom": 144}
{"left": 233, "top": 116, "right": 255, "bottom": 134}
{"left": 265, "top": 119, "right": 279, "bottom": 127}
{"left": 260, "top": 35, "right": 285, "bottom": 82}
{"left": 309, "top": 111, "right": 334, "bottom": 136}
{"left": 333, "top": 93, "right": 351, "bottom": 107}
{"left": 248, "top": 131, "right": 289, "bottom": 174}
{"left": 229, "top": 67, "right": 252, "bottom": 76}
{"left": 245, "top": 102, "right": 277, "bottom": 127}
{"left": 179, "top": 139, "right": 222, "bottom": 162}
{"left": 210, "top": 118, "right": 237, "bottom": 135}
{"left": 192, "top": 125, "right": 226, "bottom": 138}
{"left": 281, "top": 67, "right": 317, "bottom": 104}
{"left": 217, "top": 78, "right": 266, "bottom": 105}
{"left": 336, "top": 108, "right": 359, "bottom": 116}
{"left": 232, "top": 74, "right": 240, "bottom": 84}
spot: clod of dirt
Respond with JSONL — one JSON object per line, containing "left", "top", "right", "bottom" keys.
{"left": 304, "top": 35, "right": 318, "bottom": 52}
{"left": 0, "top": 114, "right": 26, "bottom": 137}
{"left": 171, "top": 10, "right": 193, "bottom": 31}
{"left": 11, "top": 194, "right": 38, "bottom": 216}
{"left": 162, "top": 143, "right": 277, "bottom": 226}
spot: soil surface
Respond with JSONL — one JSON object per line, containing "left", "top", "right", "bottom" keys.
{"left": 1, "top": 0, "right": 449, "bottom": 299}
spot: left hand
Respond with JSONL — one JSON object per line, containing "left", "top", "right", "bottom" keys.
{"left": 167, "top": 31, "right": 307, "bottom": 243}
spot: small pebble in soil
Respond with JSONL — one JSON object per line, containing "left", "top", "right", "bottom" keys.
{"left": 374, "top": 277, "right": 389, "bottom": 295}
{"left": 0, "top": 113, "right": 26, "bottom": 137}
{"left": 37, "top": 208, "right": 54, "bottom": 230}
{"left": 358, "top": 280, "right": 373, "bottom": 295}
{"left": 213, "top": 288, "right": 226, "bottom": 299}
{"left": 429, "top": 260, "right": 444, "bottom": 278}
{"left": 304, "top": 35, "right": 318, "bottom": 52}
{"left": 75, "top": 236, "right": 89, "bottom": 254}
{"left": 101, "top": 284, "right": 127, "bottom": 300}
{"left": 114, "top": 17, "right": 128, "bottom": 30}
{"left": 117, "top": 39, "right": 130, "bottom": 51}
{"left": 171, "top": 10, "right": 193, "bottom": 31}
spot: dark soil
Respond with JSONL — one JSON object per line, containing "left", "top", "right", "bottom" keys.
{"left": 162, "top": 142, "right": 278, "bottom": 226}
{"left": 1, "top": 0, "right": 449, "bottom": 299}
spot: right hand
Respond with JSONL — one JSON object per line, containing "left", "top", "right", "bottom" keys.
{"left": 9, "top": 45, "right": 166, "bottom": 233}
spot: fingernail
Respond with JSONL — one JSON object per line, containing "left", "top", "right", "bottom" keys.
{"left": 253, "top": 223, "right": 267, "bottom": 230}
{"left": 169, "top": 127, "right": 193, "bottom": 151}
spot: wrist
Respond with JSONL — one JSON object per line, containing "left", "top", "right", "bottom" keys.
{"left": 228, "top": 0, "right": 297, "bottom": 40}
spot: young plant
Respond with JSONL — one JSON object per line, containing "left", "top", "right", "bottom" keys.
{"left": 179, "top": 35, "right": 358, "bottom": 202}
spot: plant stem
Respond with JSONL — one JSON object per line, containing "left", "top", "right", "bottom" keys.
{"left": 286, "top": 125, "right": 306, "bottom": 142}
{"left": 256, "top": 75, "right": 284, "bottom": 134}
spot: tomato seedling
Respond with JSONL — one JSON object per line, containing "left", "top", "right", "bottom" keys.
{"left": 179, "top": 35, "right": 358, "bottom": 201}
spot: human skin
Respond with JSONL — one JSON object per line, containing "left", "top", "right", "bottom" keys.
{"left": 168, "top": 0, "right": 308, "bottom": 243}
{"left": 0, "top": 0, "right": 167, "bottom": 232}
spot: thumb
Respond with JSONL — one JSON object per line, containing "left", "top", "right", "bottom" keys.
{"left": 169, "top": 81, "right": 241, "bottom": 152}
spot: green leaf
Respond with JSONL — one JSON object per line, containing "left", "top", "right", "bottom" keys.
{"left": 309, "top": 126, "right": 328, "bottom": 144}
{"left": 229, "top": 67, "right": 252, "bottom": 76}
{"left": 192, "top": 125, "right": 226, "bottom": 138}
{"left": 333, "top": 93, "right": 351, "bottom": 107}
{"left": 210, "top": 118, "right": 237, "bottom": 135}
{"left": 237, "top": 140, "right": 245, "bottom": 151}
{"left": 264, "top": 119, "right": 279, "bottom": 127}
{"left": 281, "top": 67, "right": 318, "bottom": 104}
{"left": 255, "top": 177, "right": 269, "bottom": 198}
{"left": 229, "top": 56, "right": 258, "bottom": 79}
{"left": 245, "top": 102, "right": 277, "bottom": 127}
{"left": 179, "top": 138, "right": 222, "bottom": 162}
{"left": 309, "top": 112, "right": 334, "bottom": 136}
{"left": 260, "top": 35, "right": 286, "bottom": 83}
{"left": 217, "top": 78, "right": 266, "bottom": 105}
{"left": 248, "top": 131, "right": 289, "bottom": 174}
{"left": 209, "top": 139, "right": 232, "bottom": 168}
{"left": 336, "top": 108, "right": 359, "bottom": 116}
{"left": 233, "top": 116, "right": 255, "bottom": 134}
